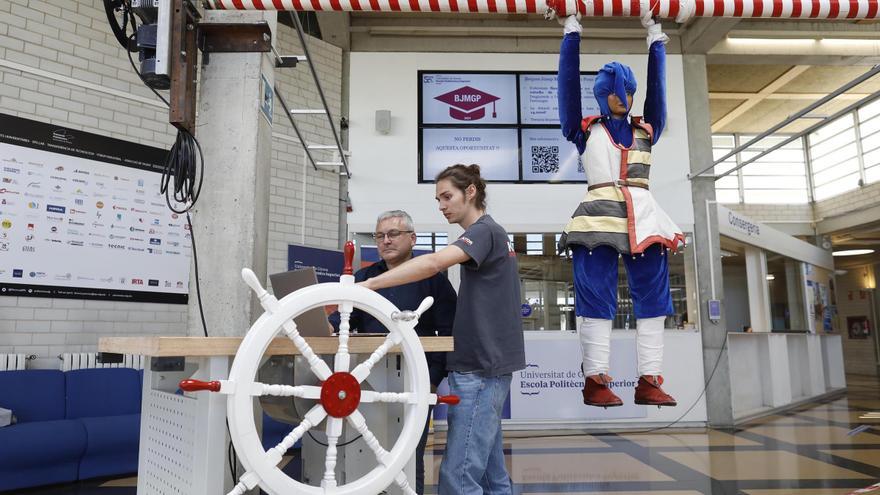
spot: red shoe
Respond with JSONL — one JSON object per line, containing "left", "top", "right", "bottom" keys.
{"left": 582, "top": 374, "right": 623, "bottom": 408}
{"left": 634, "top": 375, "right": 677, "bottom": 407}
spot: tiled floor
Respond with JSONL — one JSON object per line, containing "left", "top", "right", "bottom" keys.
{"left": 13, "top": 375, "right": 880, "bottom": 495}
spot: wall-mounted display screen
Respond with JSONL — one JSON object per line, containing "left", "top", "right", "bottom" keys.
{"left": 418, "top": 71, "right": 599, "bottom": 183}
{"left": 0, "top": 114, "right": 190, "bottom": 303}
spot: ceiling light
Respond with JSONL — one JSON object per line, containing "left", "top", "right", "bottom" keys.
{"left": 834, "top": 269, "right": 848, "bottom": 275}
{"left": 726, "top": 37, "right": 817, "bottom": 45}
{"left": 766, "top": 274, "right": 776, "bottom": 281}
{"left": 819, "top": 38, "right": 880, "bottom": 48}
{"left": 832, "top": 249, "right": 875, "bottom": 257}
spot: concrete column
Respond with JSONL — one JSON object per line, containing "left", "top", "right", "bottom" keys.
{"left": 744, "top": 246, "right": 772, "bottom": 332}
{"left": 188, "top": 11, "right": 277, "bottom": 337}
{"left": 683, "top": 54, "right": 734, "bottom": 427}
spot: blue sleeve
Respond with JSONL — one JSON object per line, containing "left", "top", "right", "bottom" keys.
{"left": 558, "top": 32, "right": 587, "bottom": 155}
{"left": 643, "top": 40, "right": 666, "bottom": 144}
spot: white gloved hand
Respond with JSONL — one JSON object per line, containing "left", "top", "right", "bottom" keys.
{"left": 560, "top": 14, "right": 582, "bottom": 35}
{"left": 642, "top": 14, "right": 669, "bottom": 48}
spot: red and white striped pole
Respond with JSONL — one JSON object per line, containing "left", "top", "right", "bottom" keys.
{"left": 204, "top": 0, "right": 880, "bottom": 20}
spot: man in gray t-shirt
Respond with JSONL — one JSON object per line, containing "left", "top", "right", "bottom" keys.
{"left": 360, "top": 164, "right": 524, "bottom": 494}
{"left": 449, "top": 214, "right": 525, "bottom": 376}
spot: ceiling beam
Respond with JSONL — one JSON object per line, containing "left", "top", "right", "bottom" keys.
{"left": 680, "top": 18, "right": 740, "bottom": 54}
{"left": 710, "top": 92, "right": 872, "bottom": 100}
{"left": 711, "top": 65, "right": 811, "bottom": 132}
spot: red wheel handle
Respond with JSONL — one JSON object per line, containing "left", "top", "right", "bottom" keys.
{"left": 437, "top": 395, "right": 460, "bottom": 406}
{"left": 343, "top": 240, "right": 355, "bottom": 276}
{"left": 179, "top": 379, "right": 221, "bottom": 392}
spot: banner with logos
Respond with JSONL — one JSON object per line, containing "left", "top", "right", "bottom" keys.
{"left": 0, "top": 114, "right": 189, "bottom": 303}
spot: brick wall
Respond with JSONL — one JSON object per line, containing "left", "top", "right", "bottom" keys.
{"left": 723, "top": 203, "right": 815, "bottom": 224}
{"left": 0, "top": 1, "right": 343, "bottom": 367}
{"left": 814, "top": 182, "right": 880, "bottom": 220}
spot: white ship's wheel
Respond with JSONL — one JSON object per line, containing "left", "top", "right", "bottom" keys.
{"left": 180, "top": 242, "right": 458, "bottom": 495}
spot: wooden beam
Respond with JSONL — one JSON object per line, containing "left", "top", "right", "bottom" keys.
{"left": 99, "top": 336, "right": 454, "bottom": 357}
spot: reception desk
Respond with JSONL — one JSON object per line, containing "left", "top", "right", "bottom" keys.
{"left": 728, "top": 332, "right": 846, "bottom": 422}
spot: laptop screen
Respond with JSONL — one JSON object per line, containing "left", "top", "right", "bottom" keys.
{"left": 268, "top": 268, "right": 332, "bottom": 337}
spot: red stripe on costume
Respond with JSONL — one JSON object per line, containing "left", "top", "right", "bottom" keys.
{"left": 620, "top": 186, "right": 639, "bottom": 253}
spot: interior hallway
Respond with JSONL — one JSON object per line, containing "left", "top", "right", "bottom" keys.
{"left": 12, "top": 375, "right": 880, "bottom": 495}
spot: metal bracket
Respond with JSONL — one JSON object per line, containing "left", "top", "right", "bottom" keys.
{"left": 197, "top": 22, "right": 272, "bottom": 58}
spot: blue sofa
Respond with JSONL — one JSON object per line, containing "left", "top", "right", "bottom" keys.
{"left": 0, "top": 368, "right": 142, "bottom": 492}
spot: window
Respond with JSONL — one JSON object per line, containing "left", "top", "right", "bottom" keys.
{"left": 713, "top": 134, "right": 741, "bottom": 204}
{"left": 415, "top": 232, "right": 448, "bottom": 252}
{"left": 711, "top": 134, "right": 809, "bottom": 204}
{"left": 859, "top": 99, "right": 880, "bottom": 184}
{"left": 810, "top": 113, "right": 861, "bottom": 200}
{"left": 739, "top": 135, "right": 809, "bottom": 204}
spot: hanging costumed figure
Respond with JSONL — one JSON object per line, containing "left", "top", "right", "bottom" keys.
{"left": 556, "top": 10, "right": 684, "bottom": 408}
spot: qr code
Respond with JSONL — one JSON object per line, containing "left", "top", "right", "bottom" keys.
{"left": 531, "top": 145, "right": 560, "bottom": 174}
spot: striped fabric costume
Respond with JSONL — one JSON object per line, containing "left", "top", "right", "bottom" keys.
{"left": 557, "top": 14, "right": 681, "bottom": 408}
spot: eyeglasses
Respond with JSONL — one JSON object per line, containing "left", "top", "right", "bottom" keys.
{"left": 372, "top": 230, "right": 413, "bottom": 241}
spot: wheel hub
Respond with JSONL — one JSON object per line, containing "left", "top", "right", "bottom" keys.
{"left": 320, "top": 372, "right": 361, "bottom": 418}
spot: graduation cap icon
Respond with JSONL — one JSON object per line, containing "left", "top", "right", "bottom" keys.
{"left": 434, "top": 86, "right": 500, "bottom": 121}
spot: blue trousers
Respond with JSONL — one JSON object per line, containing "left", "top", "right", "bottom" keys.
{"left": 572, "top": 244, "right": 673, "bottom": 320}
{"left": 438, "top": 372, "right": 512, "bottom": 495}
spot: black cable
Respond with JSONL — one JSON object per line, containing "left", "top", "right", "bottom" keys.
{"left": 161, "top": 129, "right": 204, "bottom": 214}
{"left": 187, "top": 213, "right": 208, "bottom": 338}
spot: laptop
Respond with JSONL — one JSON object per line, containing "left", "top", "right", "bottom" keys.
{"left": 269, "top": 268, "right": 332, "bottom": 337}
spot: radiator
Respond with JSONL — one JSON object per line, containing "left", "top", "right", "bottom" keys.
{"left": 0, "top": 354, "right": 29, "bottom": 371}
{"left": 59, "top": 352, "right": 145, "bottom": 372}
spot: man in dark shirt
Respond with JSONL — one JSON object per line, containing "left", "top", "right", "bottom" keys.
{"left": 330, "top": 210, "right": 456, "bottom": 495}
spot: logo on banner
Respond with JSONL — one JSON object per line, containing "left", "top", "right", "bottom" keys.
{"left": 46, "top": 204, "right": 65, "bottom": 213}
{"left": 434, "top": 86, "right": 500, "bottom": 121}
{"left": 52, "top": 129, "right": 75, "bottom": 144}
